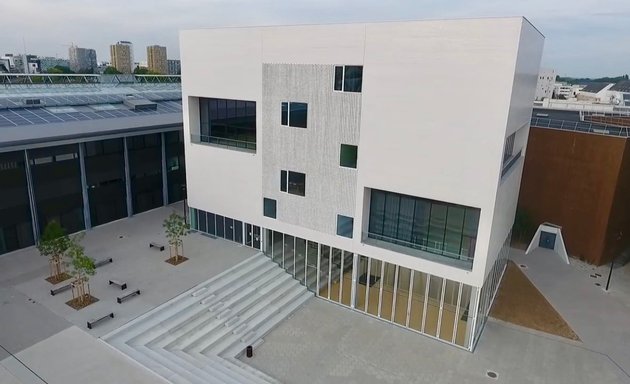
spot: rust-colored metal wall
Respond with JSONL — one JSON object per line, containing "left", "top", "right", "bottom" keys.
{"left": 518, "top": 127, "right": 627, "bottom": 265}
{"left": 603, "top": 139, "right": 630, "bottom": 264}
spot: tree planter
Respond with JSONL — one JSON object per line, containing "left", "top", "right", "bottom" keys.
{"left": 163, "top": 212, "right": 189, "bottom": 266}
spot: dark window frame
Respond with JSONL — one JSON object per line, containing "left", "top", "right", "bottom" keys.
{"left": 280, "top": 101, "right": 308, "bottom": 128}
{"left": 336, "top": 215, "right": 354, "bottom": 238}
{"left": 280, "top": 170, "right": 306, "bottom": 197}
{"left": 333, "top": 65, "right": 363, "bottom": 93}
{"left": 263, "top": 198, "right": 277, "bottom": 219}
{"left": 340, "top": 144, "right": 358, "bottom": 169}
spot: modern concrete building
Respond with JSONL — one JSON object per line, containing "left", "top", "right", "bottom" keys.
{"left": 534, "top": 68, "right": 556, "bottom": 100}
{"left": 167, "top": 59, "right": 181, "bottom": 75}
{"left": 180, "top": 18, "right": 544, "bottom": 350}
{"left": 69, "top": 45, "right": 97, "bottom": 73}
{"left": 519, "top": 108, "right": 630, "bottom": 265}
{"left": 147, "top": 45, "right": 168, "bottom": 75}
{"left": 110, "top": 41, "right": 134, "bottom": 74}
{"left": 0, "top": 73, "right": 185, "bottom": 256}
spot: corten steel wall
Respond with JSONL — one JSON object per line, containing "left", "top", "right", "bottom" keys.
{"left": 603, "top": 139, "right": 630, "bottom": 264}
{"left": 518, "top": 127, "right": 627, "bottom": 265}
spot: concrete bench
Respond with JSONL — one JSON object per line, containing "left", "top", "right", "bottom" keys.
{"left": 117, "top": 289, "right": 140, "bottom": 304}
{"left": 87, "top": 312, "right": 114, "bottom": 329}
{"left": 94, "top": 257, "right": 113, "bottom": 268}
{"left": 50, "top": 283, "right": 72, "bottom": 296}
{"left": 108, "top": 279, "right": 127, "bottom": 290}
{"left": 149, "top": 242, "right": 165, "bottom": 251}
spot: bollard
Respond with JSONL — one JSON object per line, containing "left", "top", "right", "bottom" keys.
{"left": 246, "top": 345, "right": 253, "bottom": 358}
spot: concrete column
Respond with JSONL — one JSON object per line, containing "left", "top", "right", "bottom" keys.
{"left": 161, "top": 132, "right": 169, "bottom": 206}
{"left": 350, "top": 253, "right": 359, "bottom": 308}
{"left": 78, "top": 143, "right": 91, "bottom": 229}
{"left": 123, "top": 137, "right": 133, "bottom": 217}
{"left": 23, "top": 150, "right": 39, "bottom": 242}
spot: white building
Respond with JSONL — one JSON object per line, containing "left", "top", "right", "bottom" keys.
{"left": 180, "top": 18, "right": 543, "bottom": 351}
{"left": 534, "top": 68, "right": 556, "bottom": 100}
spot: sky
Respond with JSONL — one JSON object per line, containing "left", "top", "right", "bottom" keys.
{"left": 1, "top": 0, "right": 629, "bottom": 77}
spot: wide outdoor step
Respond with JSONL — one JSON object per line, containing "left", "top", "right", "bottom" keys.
{"left": 163, "top": 270, "right": 292, "bottom": 351}
{"left": 110, "top": 253, "right": 269, "bottom": 344}
{"left": 105, "top": 252, "right": 314, "bottom": 384}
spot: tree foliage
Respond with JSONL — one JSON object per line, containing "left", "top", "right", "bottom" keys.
{"left": 38, "top": 221, "right": 70, "bottom": 261}
{"left": 46, "top": 65, "right": 74, "bottom": 74}
{"left": 67, "top": 234, "right": 95, "bottom": 281}
{"left": 163, "top": 212, "right": 189, "bottom": 248}
{"left": 103, "top": 66, "right": 122, "bottom": 74}
{"left": 557, "top": 74, "right": 629, "bottom": 85}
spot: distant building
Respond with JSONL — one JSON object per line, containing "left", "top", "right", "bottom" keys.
{"left": 110, "top": 41, "right": 134, "bottom": 73}
{"left": 553, "top": 83, "right": 580, "bottom": 99}
{"left": 147, "top": 45, "right": 167, "bottom": 75}
{"left": 534, "top": 68, "right": 556, "bottom": 101}
{"left": 167, "top": 59, "right": 181, "bottom": 75}
{"left": 39, "top": 56, "right": 70, "bottom": 72}
{"left": 69, "top": 45, "right": 97, "bottom": 73}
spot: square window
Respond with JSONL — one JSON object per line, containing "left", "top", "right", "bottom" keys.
{"left": 288, "top": 171, "right": 306, "bottom": 196}
{"left": 343, "top": 66, "right": 363, "bottom": 92}
{"left": 337, "top": 215, "right": 354, "bottom": 238}
{"left": 340, "top": 144, "right": 358, "bottom": 168}
{"left": 264, "top": 198, "right": 277, "bottom": 219}
{"left": 280, "top": 170, "right": 287, "bottom": 192}
{"left": 281, "top": 102, "right": 288, "bottom": 126}
{"left": 289, "top": 102, "right": 307, "bottom": 128}
{"left": 334, "top": 66, "right": 344, "bottom": 91}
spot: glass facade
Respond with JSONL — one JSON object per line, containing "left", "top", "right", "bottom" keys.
{"left": 199, "top": 97, "right": 256, "bottom": 151}
{"left": 367, "top": 189, "right": 480, "bottom": 266}
{"left": 0, "top": 151, "right": 34, "bottom": 255}
{"left": 164, "top": 131, "right": 186, "bottom": 204}
{"left": 29, "top": 144, "right": 84, "bottom": 234}
{"left": 190, "top": 207, "right": 260, "bottom": 248}
{"left": 84, "top": 139, "right": 127, "bottom": 227}
{"left": 127, "top": 134, "right": 163, "bottom": 214}
{"left": 189, "top": 207, "right": 503, "bottom": 351}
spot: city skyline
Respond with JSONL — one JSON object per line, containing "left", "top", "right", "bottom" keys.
{"left": 1, "top": 0, "right": 629, "bottom": 77}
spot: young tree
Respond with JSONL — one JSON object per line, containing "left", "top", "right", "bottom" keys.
{"left": 37, "top": 221, "right": 71, "bottom": 282}
{"left": 163, "top": 212, "right": 189, "bottom": 263}
{"left": 67, "top": 234, "right": 96, "bottom": 306}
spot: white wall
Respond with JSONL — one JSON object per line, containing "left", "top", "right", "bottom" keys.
{"left": 180, "top": 18, "right": 544, "bottom": 287}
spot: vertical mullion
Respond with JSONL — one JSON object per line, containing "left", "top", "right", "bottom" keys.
{"left": 23, "top": 150, "right": 39, "bottom": 241}
{"left": 406, "top": 270, "right": 414, "bottom": 327}
{"left": 327, "top": 246, "right": 332, "bottom": 300}
{"left": 391, "top": 265, "right": 399, "bottom": 322}
{"left": 123, "top": 137, "right": 133, "bottom": 217}
{"left": 350, "top": 253, "right": 358, "bottom": 308}
{"left": 452, "top": 283, "right": 463, "bottom": 344}
{"left": 377, "top": 261, "right": 384, "bottom": 317}
{"left": 78, "top": 143, "right": 91, "bottom": 229}
{"left": 436, "top": 278, "right": 447, "bottom": 339}
{"left": 338, "top": 250, "right": 344, "bottom": 302}
{"left": 160, "top": 132, "right": 168, "bottom": 205}
{"left": 282, "top": 233, "right": 285, "bottom": 269}
{"left": 316, "top": 243, "right": 321, "bottom": 296}
{"left": 421, "top": 274, "right": 430, "bottom": 333}
{"left": 293, "top": 236, "right": 296, "bottom": 278}
{"left": 364, "top": 258, "right": 371, "bottom": 312}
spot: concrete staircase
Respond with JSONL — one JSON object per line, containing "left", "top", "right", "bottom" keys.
{"left": 104, "top": 252, "right": 313, "bottom": 384}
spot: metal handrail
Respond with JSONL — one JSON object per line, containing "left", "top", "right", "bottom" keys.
{"left": 363, "top": 231, "right": 474, "bottom": 263}
{"left": 190, "top": 134, "right": 256, "bottom": 151}
{"left": 530, "top": 117, "right": 630, "bottom": 138}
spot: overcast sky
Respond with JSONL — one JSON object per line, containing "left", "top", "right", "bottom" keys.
{"left": 2, "top": 0, "right": 629, "bottom": 77}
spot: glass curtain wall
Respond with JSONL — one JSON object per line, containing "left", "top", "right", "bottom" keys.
{"left": 29, "top": 144, "right": 84, "bottom": 234}
{"left": 127, "top": 134, "right": 163, "bottom": 214}
{"left": 164, "top": 131, "right": 186, "bottom": 203}
{"left": 368, "top": 189, "right": 480, "bottom": 265}
{"left": 83, "top": 139, "right": 127, "bottom": 226}
{"left": 199, "top": 97, "right": 256, "bottom": 150}
{"left": 0, "top": 151, "right": 34, "bottom": 254}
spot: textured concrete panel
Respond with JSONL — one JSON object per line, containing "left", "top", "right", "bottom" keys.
{"left": 262, "top": 64, "right": 361, "bottom": 235}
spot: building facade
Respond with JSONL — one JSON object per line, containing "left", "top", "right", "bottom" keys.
{"left": 167, "top": 59, "right": 181, "bottom": 75}
{"left": 69, "top": 45, "right": 97, "bottom": 73}
{"left": 181, "top": 18, "right": 543, "bottom": 350}
{"left": 147, "top": 45, "right": 168, "bottom": 75}
{"left": 0, "top": 75, "right": 185, "bottom": 256}
{"left": 110, "top": 41, "right": 134, "bottom": 73}
{"left": 534, "top": 68, "right": 556, "bottom": 100}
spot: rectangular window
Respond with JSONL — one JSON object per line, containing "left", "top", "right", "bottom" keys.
{"left": 503, "top": 133, "right": 515, "bottom": 164}
{"left": 280, "top": 170, "right": 287, "bottom": 192}
{"left": 336, "top": 215, "right": 354, "bottom": 238}
{"left": 281, "top": 102, "right": 308, "bottom": 128}
{"left": 340, "top": 144, "right": 358, "bottom": 168}
{"left": 197, "top": 97, "right": 256, "bottom": 151}
{"left": 281, "top": 102, "right": 288, "bottom": 126}
{"left": 333, "top": 65, "right": 363, "bottom": 93}
{"left": 367, "top": 189, "right": 480, "bottom": 265}
{"left": 280, "top": 170, "right": 306, "bottom": 196}
{"left": 264, "top": 198, "right": 277, "bottom": 219}
{"left": 334, "top": 66, "right": 344, "bottom": 91}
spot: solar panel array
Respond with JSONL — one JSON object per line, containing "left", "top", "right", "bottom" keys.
{"left": 0, "top": 91, "right": 182, "bottom": 109}
{"left": 0, "top": 100, "right": 182, "bottom": 128}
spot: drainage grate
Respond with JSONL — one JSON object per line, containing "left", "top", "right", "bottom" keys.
{"left": 486, "top": 371, "right": 498, "bottom": 379}
{"left": 519, "top": 264, "right": 528, "bottom": 269}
